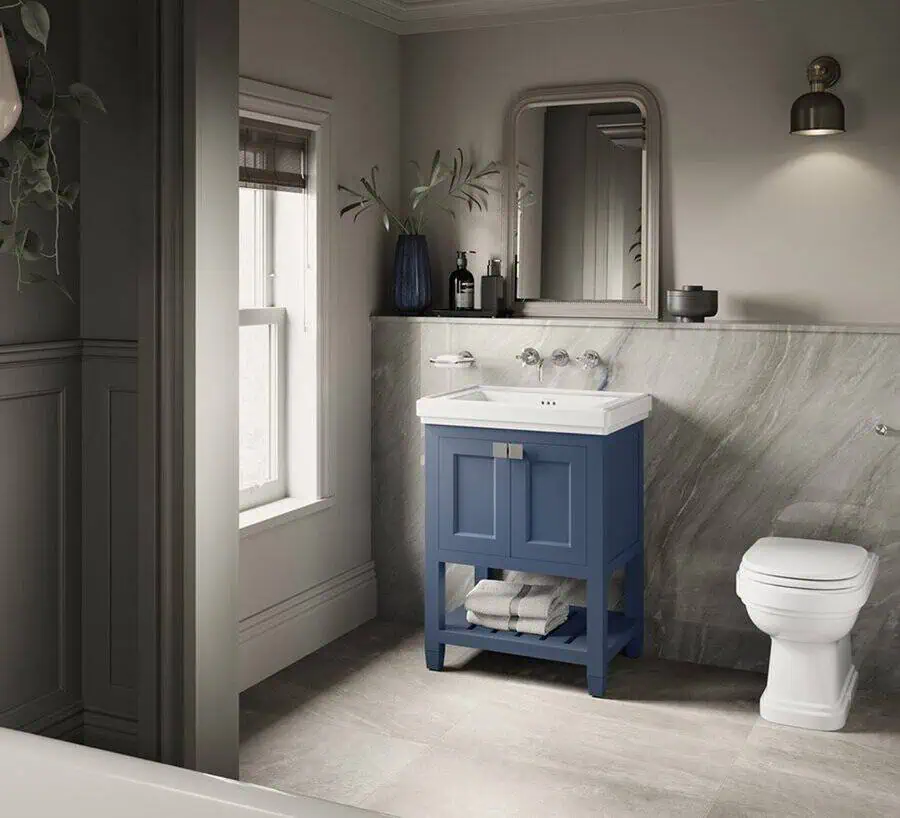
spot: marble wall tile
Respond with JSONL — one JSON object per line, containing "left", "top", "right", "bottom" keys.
{"left": 372, "top": 320, "right": 900, "bottom": 690}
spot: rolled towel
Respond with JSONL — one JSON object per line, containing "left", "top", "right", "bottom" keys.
{"left": 466, "top": 609, "right": 569, "bottom": 636}
{"left": 465, "top": 579, "right": 564, "bottom": 621}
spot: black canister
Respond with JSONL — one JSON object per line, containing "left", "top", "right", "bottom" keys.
{"left": 480, "top": 257, "right": 506, "bottom": 317}
{"left": 666, "top": 285, "right": 719, "bottom": 323}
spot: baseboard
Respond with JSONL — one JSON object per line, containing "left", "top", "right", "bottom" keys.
{"left": 239, "top": 561, "right": 377, "bottom": 691}
{"left": 26, "top": 701, "right": 83, "bottom": 741}
{"left": 82, "top": 709, "right": 139, "bottom": 755}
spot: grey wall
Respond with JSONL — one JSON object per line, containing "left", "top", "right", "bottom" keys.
{"left": 238, "top": 0, "right": 399, "bottom": 683}
{"left": 401, "top": 0, "right": 900, "bottom": 323}
{"left": 372, "top": 317, "right": 900, "bottom": 693}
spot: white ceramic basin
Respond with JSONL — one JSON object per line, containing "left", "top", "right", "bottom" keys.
{"left": 416, "top": 385, "right": 651, "bottom": 436}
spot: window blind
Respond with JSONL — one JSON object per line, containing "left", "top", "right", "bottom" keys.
{"left": 239, "top": 117, "right": 308, "bottom": 192}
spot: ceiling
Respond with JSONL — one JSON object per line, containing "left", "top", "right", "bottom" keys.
{"left": 308, "top": 0, "right": 740, "bottom": 34}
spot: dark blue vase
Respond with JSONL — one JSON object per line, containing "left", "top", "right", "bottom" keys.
{"left": 393, "top": 234, "right": 432, "bottom": 315}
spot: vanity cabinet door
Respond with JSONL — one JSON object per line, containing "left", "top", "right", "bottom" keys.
{"left": 510, "top": 442, "right": 587, "bottom": 565}
{"left": 437, "top": 436, "right": 511, "bottom": 556}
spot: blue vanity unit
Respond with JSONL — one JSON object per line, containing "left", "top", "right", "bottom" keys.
{"left": 416, "top": 385, "right": 651, "bottom": 697}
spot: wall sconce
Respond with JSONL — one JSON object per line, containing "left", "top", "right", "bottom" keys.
{"left": 790, "top": 56, "right": 845, "bottom": 136}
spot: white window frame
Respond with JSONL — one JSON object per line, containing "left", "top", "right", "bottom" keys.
{"left": 239, "top": 306, "right": 287, "bottom": 510}
{"left": 238, "top": 78, "right": 334, "bottom": 526}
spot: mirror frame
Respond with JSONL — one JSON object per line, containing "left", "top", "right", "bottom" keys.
{"left": 503, "top": 83, "right": 661, "bottom": 319}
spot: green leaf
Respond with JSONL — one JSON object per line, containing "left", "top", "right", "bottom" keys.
{"left": 30, "top": 189, "right": 58, "bottom": 210}
{"left": 59, "top": 182, "right": 79, "bottom": 208}
{"left": 68, "top": 82, "right": 106, "bottom": 114}
{"left": 339, "top": 201, "right": 363, "bottom": 217}
{"left": 13, "top": 138, "right": 32, "bottom": 163}
{"left": 14, "top": 228, "right": 43, "bottom": 261}
{"left": 428, "top": 150, "right": 441, "bottom": 186}
{"left": 21, "top": 1, "right": 50, "bottom": 49}
{"left": 25, "top": 168, "right": 52, "bottom": 193}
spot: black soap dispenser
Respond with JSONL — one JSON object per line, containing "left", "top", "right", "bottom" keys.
{"left": 449, "top": 250, "right": 475, "bottom": 310}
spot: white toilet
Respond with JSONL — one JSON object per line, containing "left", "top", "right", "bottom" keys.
{"left": 736, "top": 537, "right": 878, "bottom": 731}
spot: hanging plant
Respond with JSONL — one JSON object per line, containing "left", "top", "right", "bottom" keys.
{"left": 0, "top": 1, "right": 105, "bottom": 299}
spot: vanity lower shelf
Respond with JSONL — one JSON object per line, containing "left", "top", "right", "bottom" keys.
{"left": 440, "top": 605, "right": 638, "bottom": 667}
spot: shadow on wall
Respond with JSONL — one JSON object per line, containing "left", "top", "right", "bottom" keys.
{"left": 729, "top": 296, "right": 824, "bottom": 324}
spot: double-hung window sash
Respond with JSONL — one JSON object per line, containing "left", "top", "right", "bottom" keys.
{"left": 238, "top": 117, "right": 308, "bottom": 511}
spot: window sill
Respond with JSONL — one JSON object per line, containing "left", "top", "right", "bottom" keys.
{"left": 240, "top": 496, "right": 335, "bottom": 538}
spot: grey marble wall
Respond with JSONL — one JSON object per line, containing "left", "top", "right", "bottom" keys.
{"left": 372, "top": 318, "right": 900, "bottom": 691}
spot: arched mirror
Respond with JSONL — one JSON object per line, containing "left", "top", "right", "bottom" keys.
{"left": 504, "top": 83, "right": 661, "bottom": 319}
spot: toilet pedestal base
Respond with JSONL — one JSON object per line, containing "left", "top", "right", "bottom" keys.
{"left": 760, "top": 634, "right": 857, "bottom": 731}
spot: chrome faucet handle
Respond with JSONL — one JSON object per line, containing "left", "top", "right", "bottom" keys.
{"left": 576, "top": 350, "right": 602, "bottom": 370}
{"left": 516, "top": 347, "right": 543, "bottom": 368}
{"left": 550, "top": 348, "right": 570, "bottom": 367}
{"left": 874, "top": 421, "right": 899, "bottom": 437}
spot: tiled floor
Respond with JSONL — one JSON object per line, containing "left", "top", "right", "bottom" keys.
{"left": 240, "top": 620, "right": 900, "bottom": 817}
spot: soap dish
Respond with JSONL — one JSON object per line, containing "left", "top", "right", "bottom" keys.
{"left": 429, "top": 351, "right": 476, "bottom": 369}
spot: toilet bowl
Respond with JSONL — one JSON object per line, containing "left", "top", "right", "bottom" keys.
{"left": 736, "top": 537, "right": 878, "bottom": 731}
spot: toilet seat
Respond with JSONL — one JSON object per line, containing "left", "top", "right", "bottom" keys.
{"left": 737, "top": 550, "right": 878, "bottom": 615}
{"left": 741, "top": 537, "right": 870, "bottom": 583}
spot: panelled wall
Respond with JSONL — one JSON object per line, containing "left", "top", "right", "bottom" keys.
{"left": 0, "top": 344, "right": 82, "bottom": 740}
{"left": 82, "top": 343, "right": 139, "bottom": 752}
{"left": 0, "top": 342, "right": 139, "bottom": 749}
{"left": 0, "top": 0, "right": 142, "bottom": 749}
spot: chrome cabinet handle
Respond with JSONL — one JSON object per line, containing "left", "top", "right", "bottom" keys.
{"left": 492, "top": 442, "right": 509, "bottom": 459}
{"left": 508, "top": 443, "right": 524, "bottom": 460}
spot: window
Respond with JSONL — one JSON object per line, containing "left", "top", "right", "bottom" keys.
{"left": 238, "top": 82, "right": 332, "bottom": 516}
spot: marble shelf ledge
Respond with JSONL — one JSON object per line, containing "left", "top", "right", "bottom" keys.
{"left": 371, "top": 314, "right": 900, "bottom": 336}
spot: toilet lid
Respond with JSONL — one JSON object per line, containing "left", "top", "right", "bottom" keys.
{"left": 741, "top": 537, "right": 870, "bottom": 582}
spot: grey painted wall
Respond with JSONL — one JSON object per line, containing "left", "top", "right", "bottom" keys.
{"left": 238, "top": 0, "right": 399, "bottom": 679}
{"left": 401, "top": 0, "right": 900, "bottom": 323}
{"left": 372, "top": 317, "right": 900, "bottom": 693}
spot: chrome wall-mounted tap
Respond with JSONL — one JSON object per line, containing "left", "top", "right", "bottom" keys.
{"left": 516, "top": 347, "right": 544, "bottom": 382}
{"left": 577, "top": 350, "right": 610, "bottom": 391}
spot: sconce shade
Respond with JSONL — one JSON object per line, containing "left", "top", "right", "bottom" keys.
{"left": 791, "top": 91, "right": 845, "bottom": 136}
{"left": 791, "top": 56, "right": 845, "bottom": 136}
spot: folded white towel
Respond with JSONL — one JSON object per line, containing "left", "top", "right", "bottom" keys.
{"left": 466, "top": 609, "right": 569, "bottom": 636}
{"left": 465, "top": 580, "right": 564, "bottom": 621}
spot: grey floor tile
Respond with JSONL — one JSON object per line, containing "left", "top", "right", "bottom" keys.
{"left": 437, "top": 695, "right": 752, "bottom": 800}
{"left": 362, "top": 746, "right": 714, "bottom": 818}
{"left": 708, "top": 716, "right": 900, "bottom": 818}
{"left": 240, "top": 714, "right": 428, "bottom": 808}
{"left": 241, "top": 620, "right": 900, "bottom": 818}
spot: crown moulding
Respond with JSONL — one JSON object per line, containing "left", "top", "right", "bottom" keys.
{"left": 307, "top": 0, "right": 750, "bottom": 35}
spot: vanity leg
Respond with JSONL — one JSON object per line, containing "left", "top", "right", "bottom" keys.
{"left": 425, "top": 559, "right": 446, "bottom": 672}
{"left": 624, "top": 550, "right": 644, "bottom": 659}
{"left": 586, "top": 568, "right": 608, "bottom": 698}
